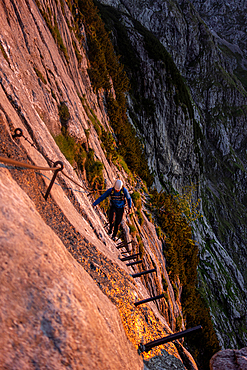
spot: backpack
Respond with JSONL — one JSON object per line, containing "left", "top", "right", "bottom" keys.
{"left": 110, "top": 187, "right": 125, "bottom": 205}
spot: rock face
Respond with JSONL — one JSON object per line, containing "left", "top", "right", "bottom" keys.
{"left": 189, "top": 0, "right": 247, "bottom": 60}
{"left": 0, "top": 0, "right": 198, "bottom": 369}
{"left": 97, "top": 0, "right": 247, "bottom": 349}
{"left": 210, "top": 348, "right": 247, "bottom": 370}
{"left": 0, "top": 0, "right": 246, "bottom": 367}
{"left": 144, "top": 349, "right": 187, "bottom": 370}
{"left": 0, "top": 168, "right": 142, "bottom": 370}
{"left": 189, "top": 0, "right": 247, "bottom": 93}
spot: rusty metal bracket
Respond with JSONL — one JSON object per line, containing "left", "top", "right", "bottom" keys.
{"left": 44, "top": 161, "right": 64, "bottom": 200}
{"left": 12, "top": 128, "right": 23, "bottom": 139}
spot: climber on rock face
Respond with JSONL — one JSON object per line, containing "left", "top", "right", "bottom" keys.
{"left": 93, "top": 179, "right": 132, "bottom": 241}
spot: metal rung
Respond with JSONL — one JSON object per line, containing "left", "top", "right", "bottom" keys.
{"left": 126, "top": 259, "right": 143, "bottom": 266}
{"left": 139, "top": 325, "right": 203, "bottom": 353}
{"left": 134, "top": 293, "right": 165, "bottom": 307}
{"left": 120, "top": 253, "right": 141, "bottom": 261}
{"left": 44, "top": 161, "right": 64, "bottom": 200}
{"left": 116, "top": 241, "right": 132, "bottom": 248}
{"left": 115, "top": 244, "right": 126, "bottom": 249}
{"left": 131, "top": 268, "right": 156, "bottom": 278}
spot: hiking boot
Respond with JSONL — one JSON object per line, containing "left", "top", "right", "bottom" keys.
{"left": 108, "top": 229, "right": 112, "bottom": 235}
{"left": 112, "top": 235, "right": 117, "bottom": 242}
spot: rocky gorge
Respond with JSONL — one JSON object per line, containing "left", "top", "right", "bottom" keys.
{"left": 96, "top": 0, "right": 247, "bottom": 350}
{"left": 0, "top": 0, "right": 246, "bottom": 369}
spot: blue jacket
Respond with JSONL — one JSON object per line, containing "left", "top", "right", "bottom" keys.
{"left": 93, "top": 187, "right": 132, "bottom": 209}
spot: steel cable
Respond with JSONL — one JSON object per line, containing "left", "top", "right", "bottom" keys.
{"left": 61, "top": 170, "right": 87, "bottom": 190}
{"left": 0, "top": 156, "right": 60, "bottom": 171}
{"left": 0, "top": 156, "right": 91, "bottom": 194}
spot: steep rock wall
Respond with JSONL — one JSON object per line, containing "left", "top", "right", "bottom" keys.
{"left": 0, "top": 0, "right": 198, "bottom": 369}
{"left": 97, "top": 0, "right": 247, "bottom": 349}
{"left": 189, "top": 0, "right": 247, "bottom": 59}
{"left": 0, "top": 166, "right": 142, "bottom": 370}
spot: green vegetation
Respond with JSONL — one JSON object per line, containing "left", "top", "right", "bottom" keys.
{"left": 131, "top": 191, "right": 144, "bottom": 224}
{"left": 106, "top": 93, "right": 153, "bottom": 186}
{"left": 144, "top": 210, "right": 152, "bottom": 222}
{"left": 136, "top": 209, "right": 144, "bottom": 225}
{"left": 54, "top": 130, "right": 104, "bottom": 190}
{"left": 101, "top": 129, "right": 118, "bottom": 162}
{"left": 0, "top": 41, "right": 10, "bottom": 65}
{"left": 73, "top": 0, "right": 153, "bottom": 187}
{"left": 162, "top": 274, "right": 168, "bottom": 290}
{"left": 72, "top": 8, "right": 219, "bottom": 364}
{"left": 149, "top": 189, "right": 220, "bottom": 369}
{"left": 95, "top": 2, "right": 140, "bottom": 77}
{"left": 116, "top": 155, "right": 132, "bottom": 175}
{"left": 53, "top": 15, "right": 69, "bottom": 62}
{"left": 79, "top": 94, "right": 120, "bottom": 164}
{"left": 218, "top": 44, "right": 247, "bottom": 92}
{"left": 235, "top": 65, "right": 247, "bottom": 91}
{"left": 34, "top": 67, "right": 47, "bottom": 84}
{"left": 131, "top": 191, "right": 142, "bottom": 209}
{"left": 75, "top": 0, "right": 113, "bottom": 91}
{"left": 128, "top": 222, "right": 137, "bottom": 235}
{"left": 176, "top": 314, "right": 183, "bottom": 331}
{"left": 135, "top": 235, "right": 145, "bottom": 257}
{"left": 156, "top": 226, "right": 162, "bottom": 239}
{"left": 89, "top": 108, "right": 103, "bottom": 136}
{"left": 59, "top": 0, "right": 65, "bottom": 15}
{"left": 85, "top": 149, "right": 104, "bottom": 189}
{"left": 58, "top": 102, "right": 71, "bottom": 129}
{"left": 138, "top": 241, "right": 145, "bottom": 258}
{"left": 54, "top": 133, "right": 81, "bottom": 165}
